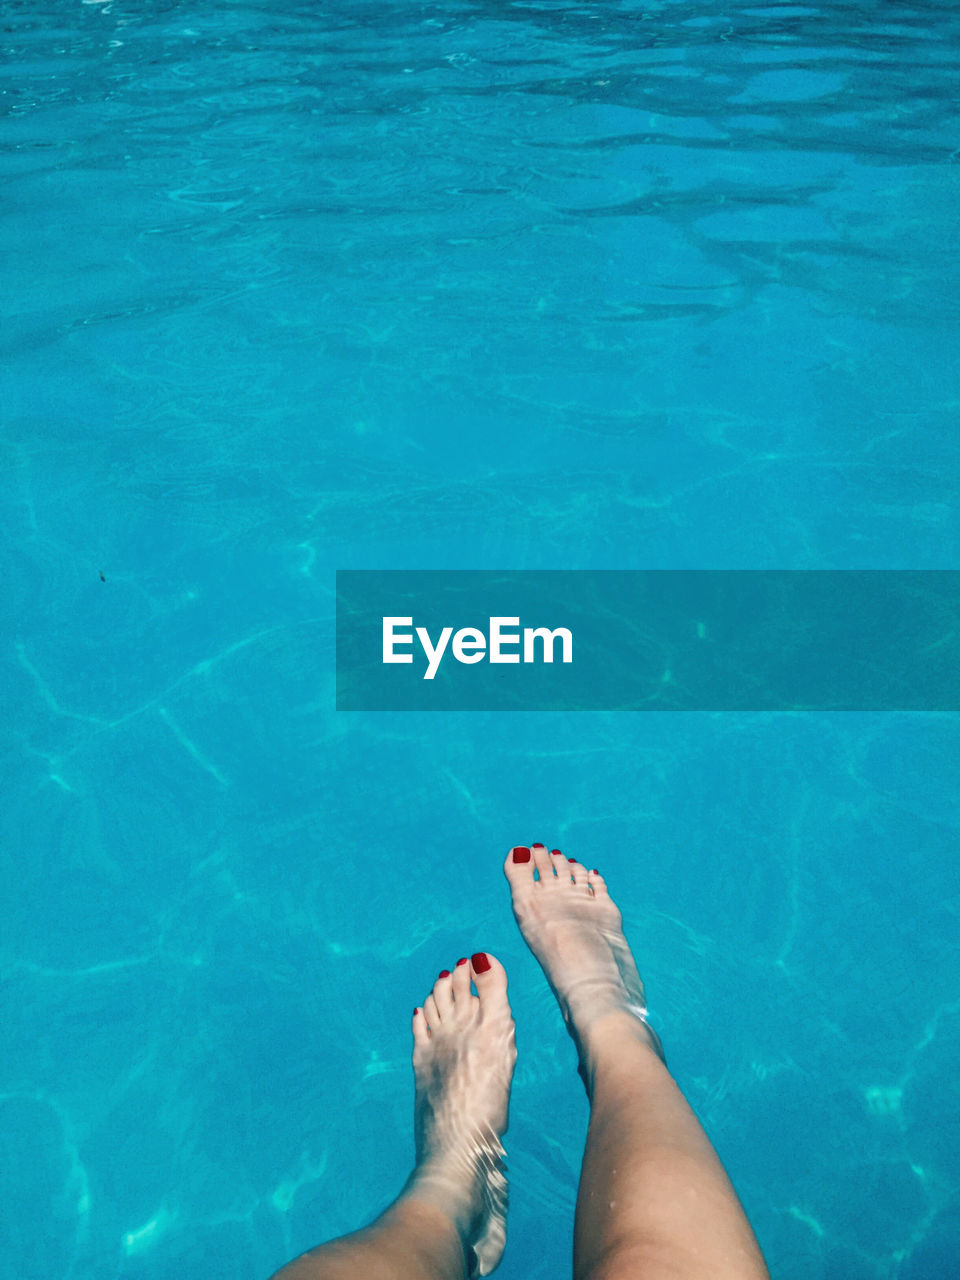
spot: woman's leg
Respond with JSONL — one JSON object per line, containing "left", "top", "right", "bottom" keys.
{"left": 504, "top": 845, "right": 770, "bottom": 1280}
{"left": 271, "top": 1199, "right": 469, "bottom": 1280}
{"left": 271, "top": 953, "right": 517, "bottom": 1280}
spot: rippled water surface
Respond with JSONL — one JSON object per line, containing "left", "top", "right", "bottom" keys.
{"left": 2, "top": 2, "right": 958, "bottom": 1277}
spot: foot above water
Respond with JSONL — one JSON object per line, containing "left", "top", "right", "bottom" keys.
{"left": 503, "top": 844, "right": 664, "bottom": 1068}
{"left": 408, "top": 952, "right": 516, "bottom": 1277}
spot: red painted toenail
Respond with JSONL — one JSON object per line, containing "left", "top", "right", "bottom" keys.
{"left": 591, "top": 869, "right": 599, "bottom": 875}
{"left": 532, "top": 842, "right": 545, "bottom": 848}
{"left": 413, "top": 1008, "right": 419, "bottom": 1017}
{"left": 512, "top": 847, "right": 531, "bottom": 863}
{"left": 551, "top": 849, "right": 562, "bottom": 855}
{"left": 456, "top": 957, "right": 468, "bottom": 966}
{"left": 471, "top": 952, "right": 491, "bottom": 974}
{"left": 567, "top": 857, "right": 577, "bottom": 863}
{"left": 438, "top": 970, "right": 450, "bottom": 979}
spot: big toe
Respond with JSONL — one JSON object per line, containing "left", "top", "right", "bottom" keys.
{"left": 503, "top": 845, "right": 536, "bottom": 898}
{"left": 471, "top": 950, "right": 506, "bottom": 997}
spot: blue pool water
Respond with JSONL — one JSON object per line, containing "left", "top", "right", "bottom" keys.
{"left": 2, "top": 1, "right": 958, "bottom": 1277}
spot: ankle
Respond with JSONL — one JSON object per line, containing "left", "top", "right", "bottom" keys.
{"left": 578, "top": 1011, "right": 666, "bottom": 1093}
{"left": 377, "top": 1195, "right": 471, "bottom": 1279}
{"left": 404, "top": 1150, "right": 488, "bottom": 1239}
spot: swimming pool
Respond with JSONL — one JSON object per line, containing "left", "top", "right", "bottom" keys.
{"left": 2, "top": 1, "right": 958, "bottom": 1276}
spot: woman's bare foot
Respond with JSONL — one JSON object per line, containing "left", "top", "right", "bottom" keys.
{"left": 503, "top": 845, "right": 664, "bottom": 1081}
{"left": 406, "top": 953, "right": 517, "bottom": 1277}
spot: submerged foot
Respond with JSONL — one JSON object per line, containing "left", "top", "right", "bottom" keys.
{"left": 407, "top": 952, "right": 516, "bottom": 1277}
{"left": 503, "top": 845, "right": 664, "bottom": 1076}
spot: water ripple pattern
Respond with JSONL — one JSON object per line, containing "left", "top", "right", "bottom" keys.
{"left": 1, "top": 2, "right": 957, "bottom": 1279}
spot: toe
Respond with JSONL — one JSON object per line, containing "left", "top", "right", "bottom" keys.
{"left": 472, "top": 954, "right": 515, "bottom": 1061}
{"left": 530, "top": 843, "right": 555, "bottom": 884}
{"left": 434, "top": 968, "right": 455, "bottom": 1017}
{"left": 412, "top": 1006, "right": 430, "bottom": 1047}
{"left": 504, "top": 845, "right": 535, "bottom": 894}
{"left": 588, "top": 867, "right": 607, "bottom": 897}
{"left": 552, "top": 849, "right": 573, "bottom": 884}
{"left": 423, "top": 993, "right": 441, "bottom": 1028}
{"left": 471, "top": 951, "right": 508, "bottom": 1007}
{"left": 567, "top": 857, "right": 591, "bottom": 893}
{"left": 452, "top": 956, "right": 472, "bottom": 1003}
